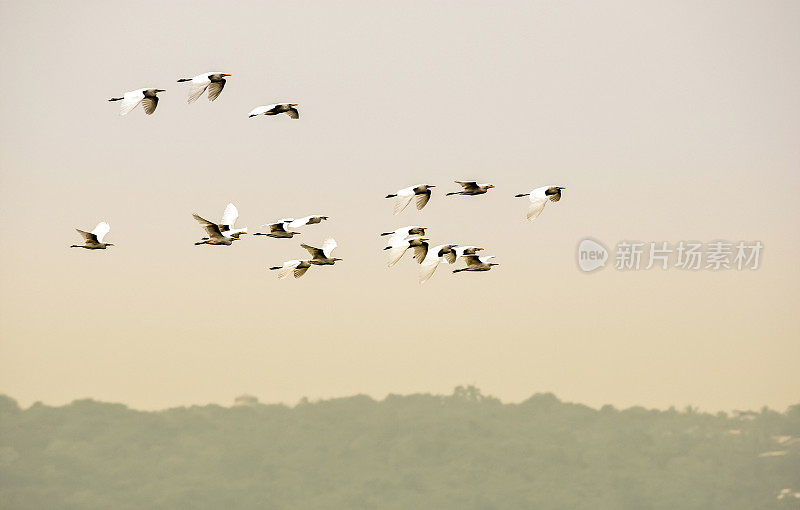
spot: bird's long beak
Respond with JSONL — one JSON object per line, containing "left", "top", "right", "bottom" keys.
{"left": 222, "top": 74, "right": 231, "bottom": 77}
{"left": 488, "top": 185, "right": 495, "bottom": 188}
{"left": 557, "top": 186, "right": 566, "bottom": 189}
{"left": 291, "top": 103, "right": 298, "bottom": 106}
{"left": 156, "top": 89, "right": 166, "bottom": 92}
{"left": 428, "top": 185, "right": 436, "bottom": 188}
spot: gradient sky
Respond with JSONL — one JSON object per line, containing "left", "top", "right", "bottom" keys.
{"left": 1, "top": 0, "right": 798, "bottom": 412}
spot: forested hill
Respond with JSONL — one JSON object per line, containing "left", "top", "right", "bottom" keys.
{"left": 1, "top": 387, "right": 798, "bottom": 510}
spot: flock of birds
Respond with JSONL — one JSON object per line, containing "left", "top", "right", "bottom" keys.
{"left": 73, "top": 72, "right": 567, "bottom": 283}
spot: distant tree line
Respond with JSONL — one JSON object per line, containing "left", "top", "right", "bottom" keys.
{"left": 1, "top": 387, "right": 798, "bottom": 510}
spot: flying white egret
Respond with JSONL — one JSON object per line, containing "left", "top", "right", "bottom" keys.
{"left": 514, "top": 186, "right": 565, "bottom": 221}
{"left": 253, "top": 219, "right": 300, "bottom": 238}
{"left": 177, "top": 72, "right": 231, "bottom": 103}
{"left": 192, "top": 213, "right": 237, "bottom": 246}
{"left": 269, "top": 259, "right": 312, "bottom": 279}
{"left": 108, "top": 88, "right": 165, "bottom": 115}
{"left": 197, "top": 203, "right": 247, "bottom": 240}
{"left": 380, "top": 226, "right": 427, "bottom": 248}
{"left": 385, "top": 235, "right": 429, "bottom": 267}
{"left": 453, "top": 254, "right": 499, "bottom": 273}
{"left": 418, "top": 244, "right": 458, "bottom": 283}
{"left": 248, "top": 103, "right": 299, "bottom": 119}
{"left": 71, "top": 222, "right": 113, "bottom": 250}
{"left": 288, "top": 215, "right": 328, "bottom": 228}
{"left": 385, "top": 185, "right": 435, "bottom": 215}
{"left": 446, "top": 181, "right": 495, "bottom": 196}
{"left": 301, "top": 238, "right": 341, "bottom": 265}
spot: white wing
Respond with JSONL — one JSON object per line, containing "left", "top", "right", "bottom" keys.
{"left": 418, "top": 257, "right": 442, "bottom": 284}
{"left": 248, "top": 105, "right": 270, "bottom": 116}
{"left": 221, "top": 203, "right": 238, "bottom": 228}
{"left": 91, "top": 222, "right": 110, "bottom": 242}
{"left": 288, "top": 216, "right": 311, "bottom": 228}
{"left": 187, "top": 75, "right": 211, "bottom": 103}
{"left": 322, "top": 238, "right": 337, "bottom": 258}
{"left": 393, "top": 194, "right": 414, "bottom": 215}
{"left": 276, "top": 260, "right": 302, "bottom": 280}
{"left": 411, "top": 243, "right": 428, "bottom": 263}
{"left": 119, "top": 90, "right": 144, "bottom": 116}
{"left": 387, "top": 243, "right": 409, "bottom": 267}
{"left": 527, "top": 196, "right": 548, "bottom": 221}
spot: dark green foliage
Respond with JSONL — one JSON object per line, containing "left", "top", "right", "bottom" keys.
{"left": 1, "top": 387, "right": 798, "bottom": 510}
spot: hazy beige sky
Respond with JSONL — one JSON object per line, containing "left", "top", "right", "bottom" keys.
{"left": 1, "top": 0, "right": 798, "bottom": 412}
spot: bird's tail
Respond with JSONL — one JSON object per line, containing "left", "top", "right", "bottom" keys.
{"left": 108, "top": 97, "right": 123, "bottom": 102}
{"left": 177, "top": 78, "right": 192, "bottom": 82}
{"left": 269, "top": 266, "right": 281, "bottom": 270}
{"left": 385, "top": 194, "right": 397, "bottom": 198}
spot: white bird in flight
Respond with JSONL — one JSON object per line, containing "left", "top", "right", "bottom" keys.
{"left": 453, "top": 254, "right": 499, "bottom": 273}
{"left": 253, "top": 219, "right": 300, "bottom": 238}
{"left": 269, "top": 259, "right": 312, "bottom": 279}
{"left": 71, "top": 222, "right": 113, "bottom": 250}
{"left": 385, "top": 235, "right": 429, "bottom": 267}
{"left": 514, "top": 186, "right": 565, "bottom": 221}
{"left": 385, "top": 185, "right": 435, "bottom": 215}
{"left": 418, "top": 244, "right": 458, "bottom": 283}
{"left": 446, "top": 181, "right": 495, "bottom": 196}
{"left": 192, "top": 213, "right": 239, "bottom": 246}
{"left": 177, "top": 72, "right": 231, "bottom": 103}
{"left": 108, "top": 88, "right": 165, "bottom": 115}
{"left": 248, "top": 103, "right": 299, "bottom": 119}
{"left": 288, "top": 215, "right": 329, "bottom": 228}
{"left": 380, "top": 226, "right": 427, "bottom": 247}
{"left": 301, "top": 238, "right": 341, "bottom": 265}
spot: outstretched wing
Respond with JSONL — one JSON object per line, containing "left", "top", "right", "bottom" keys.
{"left": 206, "top": 79, "right": 226, "bottom": 101}
{"left": 119, "top": 91, "right": 144, "bottom": 116}
{"left": 286, "top": 107, "right": 299, "bottom": 119}
{"left": 418, "top": 258, "right": 441, "bottom": 284}
{"left": 393, "top": 194, "right": 414, "bottom": 215}
{"left": 387, "top": 243, "right": 409, "bottom": 267}
{"left": 288, "top": 216, "right": 311, "bottom": 228}
{"left": 300, "top": 243, "right": 324, "bottom": 259}
{"left": 187, "top": 78, "right": 210, "bottom": 103}
{"left": 411, "top": 243, "right": 428, "bottom": 264}
{"left": 76, "top": 229, "right": 98, "bottom": 243}
{"left": 221, "top": 203, "right": 238, "bottom": 229}
{"left": 322, "top": 238, "right": 337, "bottom": 258}
{"left": 527, "top": 196, "right": 548, "bottom": 221}
{"left": 141, "top": 96, "right": 159, "bottom": 115}
{"left": 276, "top": 260, "right": 302, "bottom": 280}
{"left": 91, "top": 222, "right": 110, "bottom": 243}
{"left": 456, "top": 181, "right": 479, "bottom": 192}
{"left": 415, "top": 191, "right": 431, "bottom": 210}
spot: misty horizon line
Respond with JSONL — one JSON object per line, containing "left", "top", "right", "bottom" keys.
{"left": 3, "top": 386, "right": 797, "bottom": 416}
